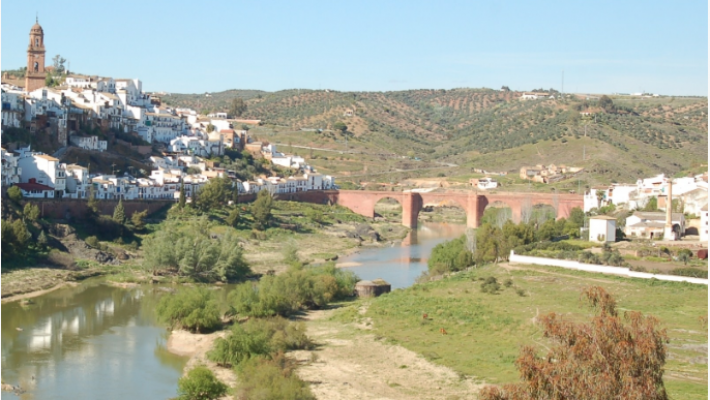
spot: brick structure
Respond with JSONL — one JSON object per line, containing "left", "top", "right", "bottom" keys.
{"left": 25, "top": 19, "right": 46, "bottom": 93}
{"left": 335, "top": 190, "right": 583, "bottom": 228}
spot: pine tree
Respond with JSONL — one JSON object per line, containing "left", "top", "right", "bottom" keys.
{"left": 113, "top": 199, "right": 126, "bottom": 225}
{"left": 179, "top": 180, "right": 186, "bottom": 210}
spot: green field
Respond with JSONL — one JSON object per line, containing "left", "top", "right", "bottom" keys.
{"left": 337, "top": 263, "right": 708, "bottom": 399}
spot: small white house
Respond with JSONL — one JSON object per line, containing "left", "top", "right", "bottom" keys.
{"left": 589, "top": 215, "right": 616, "bottom": 243}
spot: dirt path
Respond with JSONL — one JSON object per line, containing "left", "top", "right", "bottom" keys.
{"left": 291, "top": 307, "right": 482, "bottom": 400}
{"left": 167, "top": 330, "right": 236, "bottom": 399}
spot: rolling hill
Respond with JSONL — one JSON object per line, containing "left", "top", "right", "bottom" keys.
{"left": 162, "top": 88, "right": 708, "bottom": 186}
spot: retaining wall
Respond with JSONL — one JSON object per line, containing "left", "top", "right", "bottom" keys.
{"left": 509, "top": 251, "right": 708, "bottom": 285}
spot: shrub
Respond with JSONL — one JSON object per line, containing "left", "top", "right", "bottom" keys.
{"left": 481, "top": 277, "right": 500, "bottom": 294}
{"left": 85, "top": 236, "right": 100, "bottom": 248}
{"left": 671, "top": 268, "right": 707, "bottom": 279}
{"left": 234, "top": 353, "right": 316, "bottom": 400}
{"left": 208, "top": 316, "right": 313, "bottom": 368}
{"left": 503, "top": 278, "right": 514, "bottom": 288}
{"left": 155, "top": 287, "right": 221, "bottom": 333}
{"left": 228, "top": 263, "right": 357, "bottom": 318}
{"left": 177, "top": 365, "right": 227, "bottom": 400}
{"left": 7, "top": 186, "right": 22, "bottom": 203}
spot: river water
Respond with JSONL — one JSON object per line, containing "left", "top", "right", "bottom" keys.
{"left": 1, "top": 222, "right": 465, "bottom": 399}
{"left": 1, "top": 283, "right": 188, "bottom": 400}
{"left": 339, "top": 222, "right": 468, "bottom": 289}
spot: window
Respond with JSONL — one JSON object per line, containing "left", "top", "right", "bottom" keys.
{"left": 35, "top": 38, "right": 39, "bottom": 47}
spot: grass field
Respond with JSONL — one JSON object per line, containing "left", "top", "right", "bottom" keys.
{"left": 335, "top": 263, "right": 709, "bottom": 399}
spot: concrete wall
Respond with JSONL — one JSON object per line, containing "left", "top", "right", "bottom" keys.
{"left": 509, "top": 251, "right": 708, "bottom": 285}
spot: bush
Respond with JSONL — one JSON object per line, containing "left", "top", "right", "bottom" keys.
{"left": 234, "top": 353, "right": 316, "bottom": 400}
{"left": 481, "top": 277, "right": 500, "bottom": 294}
{"left": 208, "top": 316, "right": 313, "bottom": 368}
{"left": 177, "top": 365, "right": 227, "bottom": 400}
{"left": 8, "top": 186, "right": 22, "bottom": 203}
{"left": 155, "top": 287, "right": 221, "bottom": 333}
{"left": 85, "top": 236, "right": 100, "bottom": 248}
{"left": 671, "top": 268, "right": 707, "bottom": 278}
{"left": 228, "top": 263, "right": 357, "bottom": 318}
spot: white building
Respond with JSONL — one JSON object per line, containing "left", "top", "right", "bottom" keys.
{"left": 625, "top": 211, "right": 685, "bottom": 239}
{"left": 1, "top": 148, "right": 21, "bottom": 187}
{"left": 69, "top": 135, "right": 108, "bottom": 151}
{"left": 64, "top": 164, "right": 90, "bottom": 199}
{"left": 589, "top": 215, "right": 616, "bottom": 243}
{"left": 15, "top": 179, "right": 55, "bottom": 198}
{"left": 1, "top": 88, "right": 24, "bottom": 128}
{"left": 17, "top": 153, "right": 67, "bottom": 197}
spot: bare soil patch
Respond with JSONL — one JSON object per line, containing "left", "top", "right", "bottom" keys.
{"left": 291, "top": 307, "right": 482, "bottom": 400}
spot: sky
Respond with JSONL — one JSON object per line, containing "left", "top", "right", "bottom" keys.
{"left": 1, "top": 0, "right": 708, "bottom": 95}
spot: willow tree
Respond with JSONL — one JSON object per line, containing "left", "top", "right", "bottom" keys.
{"left": 480, "top": 286, "right": 669, "bottom": 400}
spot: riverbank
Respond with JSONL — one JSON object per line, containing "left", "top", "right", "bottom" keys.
{"left": 1, "top": 267, "right": 104, "bottom": 303}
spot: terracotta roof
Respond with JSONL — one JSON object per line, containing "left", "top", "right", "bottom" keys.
{"left": 590, "top": 215, "right": 616, "bottom": 220}
{"left": 34, "top": 154, "right": 59, "bottom": 161}
{"left": 15, "top": 181, "right": 53, "bottom": 191}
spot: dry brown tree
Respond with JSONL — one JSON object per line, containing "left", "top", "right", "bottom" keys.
{"left": 480, "top": 286, "right": 669, "bottom": 400}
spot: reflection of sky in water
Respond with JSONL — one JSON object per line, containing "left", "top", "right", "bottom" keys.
{"left": 1, "top": 283, "right": 187, "bottom": 400}
{"left": 341, "top": 223, "right": 467, "bottom": 289}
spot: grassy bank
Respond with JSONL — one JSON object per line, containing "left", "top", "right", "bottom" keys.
{"left": 333, "top": 263, "right": 709, "bottom": 399}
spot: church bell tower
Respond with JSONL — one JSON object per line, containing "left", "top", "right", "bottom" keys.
{"left": 25, "top": 18, "right": 46, "bottom": 93}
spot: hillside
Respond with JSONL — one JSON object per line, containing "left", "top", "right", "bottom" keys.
{"left": 162, "top": 88, "right": 707, "bottom": 186}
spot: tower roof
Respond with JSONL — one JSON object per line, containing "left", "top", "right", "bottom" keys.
{"left": 31, "top": 21, "right": 43, "bottom": 34}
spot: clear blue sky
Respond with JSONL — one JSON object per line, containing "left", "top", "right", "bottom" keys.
{"left": 2, "top": 0, "right": 708, "bottom": 95}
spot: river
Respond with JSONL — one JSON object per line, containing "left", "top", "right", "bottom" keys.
{"left": 1, "top": 283, "right": 189, "bottom": 400}
{"left": 339, "top": 222, "right": 468, "bottom": 289}
{"left": 1, "top": 222, "right": 465, "bottom": 399}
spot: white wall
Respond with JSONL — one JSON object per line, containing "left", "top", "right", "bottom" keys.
{"left": 509, "top": 251, "right": 708, "bottom": 285}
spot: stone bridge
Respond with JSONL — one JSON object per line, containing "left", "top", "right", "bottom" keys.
{"left": 327, "top": 190, "right": 583, "bottom": 228}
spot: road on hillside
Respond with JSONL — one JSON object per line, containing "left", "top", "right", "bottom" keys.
{"left": 272, "top": 143, "right": 397, "bottom": 157}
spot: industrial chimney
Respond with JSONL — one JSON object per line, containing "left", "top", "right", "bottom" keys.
{"left": 664, "top": 178, "right": 675, "bottom": 240}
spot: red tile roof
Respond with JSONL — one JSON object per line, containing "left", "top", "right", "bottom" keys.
{"left": 15, "top": 182, "right": 54, "bottom": 192}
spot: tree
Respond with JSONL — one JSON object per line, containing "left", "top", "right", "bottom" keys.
{"left": 229, "top": 98, "right": 247, "bottom": 118}
{"left": 177, "top": 365, "right": 227, "bottom": 400}
{"left": 52, "top": 54, "right": 67, "bottom": 75}
{"left": 113, "top": 199, "right": 126, "bottom": 225}
{"left": 87, "top": 186, "right": 99, "bottom": 217}
{"left": 195, "top": 177, "right": 231, "bottom": 212}
{"left": 131, "top": 210, "right": 148, "bottom": 232}
{"left": 178, "top": 180, "right": 186, "bottom": 210}
{"left": 37, "top": 230, "right": 49, "bottom": 249}
{"left": 599, "top": 95, "right": 615, "bottom": 113}
{"left": 23, "top": 203, "right": 40, "bottom": 222}
{"left": 677, "top": 249, "right": 693, "bottom": 266}
{"left": 226, "top": 207, "right": 240, "bottom": 228}
{"left": 595, "top": 190, "right": 606, "bottom": 208}
{"left": 480, "top": 286, "right": 669, "bottom": 400}
{"left": 644, "top": 196, "right": 658, "bottom": 212}
{"left": 333, "top": 121, "right": 348, "bottom": 133}
{"left": 206, "top": 124, "right": 215, "bottom": 133}
{"left": 251, "top": 190, "right": 274, "bottom": 230}
{"left": 7, "top": 186, "right": 22, "bottom": 203}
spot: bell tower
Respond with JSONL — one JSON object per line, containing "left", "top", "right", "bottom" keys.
{"left": 25, "top": 18, "right": 46, "bottom": 93}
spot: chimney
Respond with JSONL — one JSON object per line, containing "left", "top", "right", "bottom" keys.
{"left": 664, "top": 178, "right": 674, "bottom": 240}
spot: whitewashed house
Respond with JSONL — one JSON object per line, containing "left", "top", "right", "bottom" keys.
{"left": 1, "top": 148, "right": 21, "bottom": 187}
{"left": 18, "top": 153, "right": 67, "bottom": 197}
{"left": 64, "top": 164, "right": 89, "bottom": 199}
{"left": 589, "top": 215, "right": 616, "bottom": 243}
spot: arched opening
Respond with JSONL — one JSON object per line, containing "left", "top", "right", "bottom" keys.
{"left": 481, "top": 201, "right": 513, "bottom": 228}
{"left": 418, "top": 198, "right": 467, "bottom": 225}
{"left": 529, "top": 203, "right": 557, "bottom": 225}
{"left": 374, "top": 197, "right": 402, "bottom": 223}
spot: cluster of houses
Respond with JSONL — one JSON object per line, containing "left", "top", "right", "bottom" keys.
{"left": 2, "top": 71, "right": 338, "bottom": 202}
{"left": 520, "top": 164, "right": 584, "bottom": 184}
{"left": 1, "top": 75, "right": 254, "bottom": 158}
{"left": 584, "top": 173, "right": 709, "bottom": 241}
{"left": 1, "top": 145, "right": 336, "bottom": 201}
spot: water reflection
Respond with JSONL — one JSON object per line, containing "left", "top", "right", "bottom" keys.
{"left": 1, "top": 282, "right": 188, "bottom": 400}
{"left": 339, "top": 222, "right": 467, "bottom": 289}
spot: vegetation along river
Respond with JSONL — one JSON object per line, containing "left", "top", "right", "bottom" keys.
{"left": 1, "top": 222, "right": 466, "bottom": 399}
